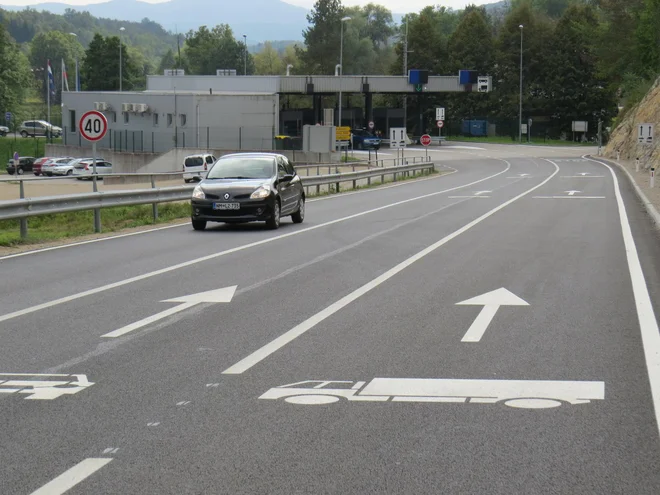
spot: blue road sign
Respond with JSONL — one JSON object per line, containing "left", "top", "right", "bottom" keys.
{"left": 5, "top": 112, "right": 11, "bottom": 122}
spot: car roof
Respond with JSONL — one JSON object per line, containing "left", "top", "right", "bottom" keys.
{"left": 219, "top": 153, "right": 282, "bottom": 160}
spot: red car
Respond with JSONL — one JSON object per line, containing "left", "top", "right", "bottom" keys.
{"left": 32, "top": 157, "right": 53, "bottom": 176}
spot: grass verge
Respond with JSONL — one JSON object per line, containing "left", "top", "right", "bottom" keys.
{"left": 0, "top": 169, "right": 441, "bottom": 248}
{"left": 445, "top": 136, "right": 589, "bottom": 146}
{"left": 0, "top": 202, "right": 190, "bottom": 247}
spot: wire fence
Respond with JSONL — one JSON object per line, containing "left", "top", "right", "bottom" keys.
{"left": 61, "top": 126, "right": 279, "bottom": 153}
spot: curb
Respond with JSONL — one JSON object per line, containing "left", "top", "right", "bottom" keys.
{"left": 586, "top": 154, "right": 660, "bottom": 230}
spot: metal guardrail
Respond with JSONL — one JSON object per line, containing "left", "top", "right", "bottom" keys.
{"left": 0, "top": 161, "right": 435, "bottom": 238}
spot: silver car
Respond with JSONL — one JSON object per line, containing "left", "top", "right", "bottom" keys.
{"left": 0, "top": 125, "right": 8, "bottom": 137}
{"left": 42, "top": 157, "right": 74, "bottom": 176}
{"left": 73, "top": 159, "right": 113, "bottom": 180}
{"left": 19, "top": 120, "right": 62, "bottom": 138}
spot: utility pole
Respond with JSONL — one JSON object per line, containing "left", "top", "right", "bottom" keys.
{"left": 519, "top": 24, "right": 523, "bottom": 143}
{"left": 403, "top": 19, "right": 408, "bottom": 133}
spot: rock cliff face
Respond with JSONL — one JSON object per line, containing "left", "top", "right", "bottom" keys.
{"left": 606, "top": 77, "right": 660, "bottom": 169}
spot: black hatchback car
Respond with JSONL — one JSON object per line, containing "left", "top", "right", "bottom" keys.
{"left": 6, "top": 157, "right": 36, "bottom": 175}
{"left": 190, "top": 153, "right": 305, "bottom": 230}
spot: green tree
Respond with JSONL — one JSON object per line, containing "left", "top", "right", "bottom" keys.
{"left": 282, "top": 44, "right": 301, "bottom": 74}
{"left": 299, "top": 0, "right": 345, "bottom": 74}
{"left": 0, "top": 23, "right": 32, "bottom": 125}
{"left": 635, "top": 0, "right": 660, "bottom": 77}
{"left": 29, "top": 31, "right": 84, "bottom": 102}
{"left": 157, "top": 48, "right": 177, "bottom": 74}
{"left": 183, "top": 25, "right": 253, "bottom": 75}
{"left": 81, "top": 33, "right": 143, "bottom": 90}
{"left": 545, "top": 4, "right": 618, "bottom": 131}
{"left": 254, "top": 42, "right": 284, "bottom": 75}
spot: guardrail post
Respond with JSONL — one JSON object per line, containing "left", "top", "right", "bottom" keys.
{"left": 151, "top": 175, "right": 159, "bottom": 222}
{"left": 92, "top": 174, "right": 101, "bottom": 233}
{"left": 19, "top": 180, "right": 27, "bottom": 239}
{"left": 353, "top": 179, "right": 357, "bottom": 189}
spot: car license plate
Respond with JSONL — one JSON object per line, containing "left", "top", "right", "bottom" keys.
{"left": 213, "top": 203, "right": 240, "bottom": 210}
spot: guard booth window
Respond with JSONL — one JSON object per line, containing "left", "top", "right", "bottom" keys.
{"left": 69, "top": 110, "right": 76, "bottom": 132}
{"left": 167, "top": 114, "right": 173, "bottom": 127}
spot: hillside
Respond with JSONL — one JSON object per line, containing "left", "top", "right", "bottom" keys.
{"left": 606, "top": 76, "right": 660, "bottom": 169}
{"left": 0, "top": 0, "right": 310, "bottom": 42}
{"left": 0, "top": 7, "right": 178, "bottom": 62}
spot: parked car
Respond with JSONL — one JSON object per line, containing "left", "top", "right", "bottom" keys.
{"left": 42, "top": 157, "right": 74, "bottom": 176}
{"left": 0, "top": 125, "right": 8, "bottom": 137}
{"left": 19, "top": 120, "right": 62, "bottom": 138}
{"left": 6, "top": 157, "right": 36, "bottom": 175}
{"left": 183, "top": 153, "right": 216, "bottom": 183}
{"left": 32, "top": 157, "right": 54, "bottom": 176}
{"left": 350, "top": 129, "right": 381, "bottom": 150}
{"left": 73, "top": 159, "right": 113, "bottom": 180}
{"left": 190, "top": 152, "right": 305, "bottom": 231}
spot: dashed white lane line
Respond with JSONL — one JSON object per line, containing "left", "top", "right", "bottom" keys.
{"left": 0, "top": 161, "right": 511, "bottom": 325}
{"left": 29, "top": 458, "right": 112, "bottom": 495}
{"left": 223, "top": 160, "right": 559, "bottom": 375}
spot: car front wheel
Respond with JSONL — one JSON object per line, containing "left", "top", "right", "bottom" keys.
{"left": 16, "top": 167, "right": 24, "bottom": 175}
{"left": 292, "top": 198, "right": 305, "bottom": 224}
{"left": 192, "top": 219, "right": 207, "bottom": 231}
{"left": 20, "top": 131, "right": 28, "bottom": 138}
{"left": 266, "top": 201, "right": 281, "bottom": 230}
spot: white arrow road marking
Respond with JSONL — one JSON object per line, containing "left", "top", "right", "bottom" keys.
{"left": 224, "top": 162, "right": 559, "bottom": 374}
{"left": 101, "top": 286, "right": 236, "bottom": 338}
{"left": 565, "top": 190, "right": 581, "bottom": 196}
{"left": 458, "top": 288, "right": 529, "bottom": 342}
{"left": 29, "top": 458, "right": 112, "bottom": 495}
{"left": 579, "top": 172, "right": 590, "bottom": 176}
{"left": 474, "top": 190, "right": 491, "bottom": 195}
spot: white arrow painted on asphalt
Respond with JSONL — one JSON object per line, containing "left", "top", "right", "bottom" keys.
{"left": 101, "top": 286, "right": 237, "bottom": 338}
{"left": 474, "top": 191, "right": 492, "bottom": 196}
{"left": 457, "top": 288, "right": 529, "bottom": 342}
{"left": 578, "top": 173, "right": 590, "bottom": 176}
{"left": 565, "top": 190, "right": 581, "bottom": 196}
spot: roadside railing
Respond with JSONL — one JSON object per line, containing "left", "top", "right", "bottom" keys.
{"left": 0, "top": 161, "right": 435, "bottom": 238}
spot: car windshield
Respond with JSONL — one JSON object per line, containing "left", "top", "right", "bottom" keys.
{"left": 206, "top": 157, "right": 276, "bottom": 180}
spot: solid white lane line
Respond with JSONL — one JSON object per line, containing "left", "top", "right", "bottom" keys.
{"left": 222, "top": 161, "right": 559, "bottom": 374}
{"left": 532, "top": 196, "right": 605, "bottom": 199}
{"left": 0, "top": 166, "right": 453, "bottom": 261}
{"left": 0, "top": 162, "right": 511, "bottom": 325}
{"left": 30, "top": 458, "right": 112, "bottom": 495}
{"left": 560, "top": 176, "right": 605, "bottom": 178}
{"left": 585, "top": 156, "right": 660, "bottom": 438}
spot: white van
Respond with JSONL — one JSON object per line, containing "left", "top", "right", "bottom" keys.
{"left": 183, "top": 153, "right": 216, "bottom": 183}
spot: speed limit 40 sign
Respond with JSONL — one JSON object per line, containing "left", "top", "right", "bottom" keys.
{"left": 79, "top": 110, "right": 108, "bottom": 142}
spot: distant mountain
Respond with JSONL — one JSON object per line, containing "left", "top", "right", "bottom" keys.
{"left": 0, "top": 0, "right": 311, "bottom": 42}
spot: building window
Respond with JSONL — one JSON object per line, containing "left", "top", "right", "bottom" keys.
{"left": 167, "top": 113, "right": 173, "bottom": 127}
{"left": 112, "top": 112, "right": 117, "bottom": 123}
{"left": 180, "top": 114, "right": 187, "bottom": 127}
{"left": 123, "top": 112, "right": 129, "bottom": 124}
{"left": 69, "top": 110, "right": 76, "bottom": 132}
{"left": 153, "top": 113, "right": 159, "bottom": 126}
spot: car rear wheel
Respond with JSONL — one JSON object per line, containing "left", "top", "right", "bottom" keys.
{"left": 291, "top": 198, "right": 305, "bottom": 224}
{"left": 192, "top": 219, "right": 207, "bottom": 231}
{"left": 66, "top": 170, "right": 73, "bottom": 176}
{"left": 16, "top": 167, "right": 24, "bottom": 175}
{"left": 266, "top": 201, "right": 281, "bottom": 230}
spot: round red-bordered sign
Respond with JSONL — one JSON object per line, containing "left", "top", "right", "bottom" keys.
{"left": 436, "top": 120, "right": 444, "bottom": 129}
{"left": 79, "top": 110, "right": 108, "bottom": 142}
{"left": 420, "top": 134, "right": 432, "bottom": 146}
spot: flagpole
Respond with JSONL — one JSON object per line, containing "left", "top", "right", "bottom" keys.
{"left": 47, "top": 60, "right": 51, "bottom": 126}
{"left": 76, "top": 58, "right": 79, "bottom": 91}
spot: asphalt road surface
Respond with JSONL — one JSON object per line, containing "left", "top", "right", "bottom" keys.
{"left": 2, "top": 143, "right": 660, "bottom": 494}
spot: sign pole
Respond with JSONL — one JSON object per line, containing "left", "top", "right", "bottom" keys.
{"left": 92, "top": 141, "right": 101, "bottom": 233}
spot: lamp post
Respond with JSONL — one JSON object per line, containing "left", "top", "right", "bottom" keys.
{"left": 243, "top": 34, "right": 247, "bottom": 75}
{"left": 119, "top": 26, "right": 125, "bottom": 91}
{"left": 338, "top": 16, "right": 351, "bottom": 128}
{"left": 69, "top": 33, "right": 79, "bottom": 91}
{"left": 519, "top": 24, "right": 523, "bottom": 143}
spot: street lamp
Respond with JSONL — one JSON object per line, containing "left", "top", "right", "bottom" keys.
{"left": 519, "top": 24, "right": 523, "bottom": 143}
{"left": 69, "top": 33, "right": 79, "bottom": 91}
{"left": 119, "top": 26, "right": 125, "bottom": 91}
{"left": 338, "top": 16, "right": 351, "bottom": 129}
{"left": 243, "top": 34, "right": 247, "bottom": 75}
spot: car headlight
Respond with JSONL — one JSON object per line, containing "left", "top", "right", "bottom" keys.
{"left": 250, "top": 185, "right": 271, "bottom": 199}
{"left": 192, "top": 185, "right": 205, "bottom": 199}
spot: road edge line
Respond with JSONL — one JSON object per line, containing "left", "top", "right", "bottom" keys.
{"left": 584, "top": 155, "right": 660, "bottom": 439}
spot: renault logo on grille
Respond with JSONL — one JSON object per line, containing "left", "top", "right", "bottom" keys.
{"left": 223, "top": 193, "right": 230, "bottom": 200}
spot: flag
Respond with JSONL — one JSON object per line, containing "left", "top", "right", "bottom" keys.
{"left": 47, "top": 59, "right": 56, "bottom": 96}
{"left": 62, "top": 58, "right": 69, "bottom": 92}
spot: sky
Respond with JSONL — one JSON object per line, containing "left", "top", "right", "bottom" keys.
{"left": 0, "top": 0, "right": 497, "bottom": 14}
